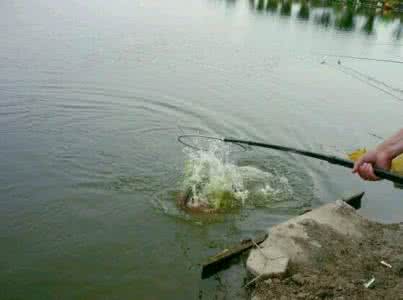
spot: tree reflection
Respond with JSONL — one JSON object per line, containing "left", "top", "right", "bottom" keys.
{"left": 245, "top": 0, "right": 402, "bottom": 38}
{"left": 267, "top": 0, "right": 279, "bottom": 12}
{"left": 314, "top": 11, "right": 332, "bottom": 27}
{"left": 224, "top": 0, "right": 238, "bottom": 7}
{"left": 256, "top": 0, "right": 265, "bottom": 11}
{"left": 280, "top": 0, "right": 292, "bottom": 16}
{"left": 362, "top": 13, "right": 375, "bottom": 34}
{"left": 335, "top": 5, "right": 355, "bottom": 31}
{"left": 298, "top": 0, "right": 310, "bottom": 20}
{"left": 394, "top": 16, "right": 402, "bottom": 40}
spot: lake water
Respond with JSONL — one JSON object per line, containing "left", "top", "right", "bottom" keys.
{"left": 1, "top": 0, "right": 402, "bottom": 299}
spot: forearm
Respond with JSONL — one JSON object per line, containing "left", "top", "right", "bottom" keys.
{"left": 376, "top": 128, "right": 403, "bottom": 159}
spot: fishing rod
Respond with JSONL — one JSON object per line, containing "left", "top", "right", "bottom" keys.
{"left": 322, "top": 54, "right": 403, "bottom": 64}
{"left": 223, "top": 138, "right": 403, "bottom": 185}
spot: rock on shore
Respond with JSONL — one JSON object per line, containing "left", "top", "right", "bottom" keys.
{"left": 247, "top": 197, "right": 403, "bottom": 300}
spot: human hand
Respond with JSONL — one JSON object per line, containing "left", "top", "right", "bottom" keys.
{"left": 352, "top": 149, "right": 392, "bottom": 181}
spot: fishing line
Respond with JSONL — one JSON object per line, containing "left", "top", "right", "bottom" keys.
{"left": 337, "top": 64, "right": 403, "bottom": 101}
{"left": 369, "top": 132, "right": 384, "bottom": 141}
{"left": 341, "top": 64, "right": 403, "bottom": 94}
{"left": 322, "top": 54, "right": 403, "bottom": 64}
{"left": 325, "top": 61, "right": 403, "bottom": 102}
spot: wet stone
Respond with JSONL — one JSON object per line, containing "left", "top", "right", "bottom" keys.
{"left": 291, "top": 273, "right": 306, "bottom": 286}
{"left": 296, "top": 292, "right": 309, "bottom": 299}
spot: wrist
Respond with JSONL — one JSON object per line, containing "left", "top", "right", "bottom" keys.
{"left": 377, "top": 129, "right": 403, "bottom": 157}
{"left": 376, "top": 144, "right": 400, "bottom": 161}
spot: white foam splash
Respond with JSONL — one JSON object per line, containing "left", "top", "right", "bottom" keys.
{"left": 182, "top": 142, "right": 248, "bottom": 209}
{"left": 238, "top": 166, "right": 293, "bottom": 205}
{"left": 182, "top": 141, "right": 293, "bottom": 210}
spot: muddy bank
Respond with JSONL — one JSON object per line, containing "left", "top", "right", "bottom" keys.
{"left": 247, "top": 198, "right": 403, "bottom": 300}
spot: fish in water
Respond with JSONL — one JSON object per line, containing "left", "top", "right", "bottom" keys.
{"left": 176, "top": 187, "right": 217, "bottom": 213}
{"left": 177, "top": 183, "right": 244, "bottom": 213}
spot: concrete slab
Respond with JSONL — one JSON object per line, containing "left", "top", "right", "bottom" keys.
{"left": 247, "top": 198, "right": 371, "bottom": 277}
{"left": 247, "top": 245, "right": 289, "bottom": 278}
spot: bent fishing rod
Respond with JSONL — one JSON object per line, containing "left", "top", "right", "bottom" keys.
{"left": 223, "top": 138, "right": 403, "bottom": 185}
{"left": 177, "top": 135, "right": 403, "bottom": 185}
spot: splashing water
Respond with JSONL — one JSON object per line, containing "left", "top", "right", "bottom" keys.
{"left": 238, "top": 166, "right": 293, "bottom": 207}
{"left": 182, "top": 142, "right": 248, "bottom": 210}
{"left": 182, "top": 141, "right": 293, "bottom": 210}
